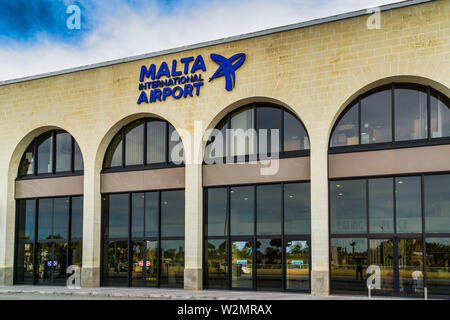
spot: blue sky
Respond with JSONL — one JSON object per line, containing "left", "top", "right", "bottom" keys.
{"left": 0, "top": 0, "right": 402, "bottom": 81}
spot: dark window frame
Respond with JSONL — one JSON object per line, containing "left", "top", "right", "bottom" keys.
{"left": 204, "top": 102, "right": 310, "bottom": 165}
{"left": 329, "top": 83, "right": 450, "bottom": 154}
{"left": 17, "top": 130, "right": 84, "bottom": 180}
{"left": 102, "top": 118, "right": 184, "bottom": 172}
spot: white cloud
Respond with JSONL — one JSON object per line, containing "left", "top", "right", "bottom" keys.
{"left": 0, "top": 0, "right": 402, "bottom": 82}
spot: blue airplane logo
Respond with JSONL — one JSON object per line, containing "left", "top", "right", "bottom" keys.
{"left": 209, "top": 53, "right": 246, "bottom": 91}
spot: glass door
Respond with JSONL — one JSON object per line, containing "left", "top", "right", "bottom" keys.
{"left": 285, "top": 240, "right": 310, "bottom": 291}
{"left": 52, "top": 242, "right": 68, "bottom": 285}
{"left": 398, "top": 238, "right": 424, "bottom": 297}
{"left": 37, "top": 242, "right": 67, "bottom": 285}
{"left": 145, "top": 240, "right": 158, "bottom": 286}
{"left": 370, "top": 239, "right": 395, "bottom": 295}
{"left": 231, "top": 240, "right": 253, "bottom": 289}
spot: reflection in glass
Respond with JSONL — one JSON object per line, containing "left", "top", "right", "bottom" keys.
{"left": 369, "top": 239, "right": 394, "bottom": 295}
{"left": 395, "top": 88, "right": 427, "bottom": 141}
{"left": 106, "top": 194, "right": 129, "bottom": 239}
{"left": 396, "top": 177, "right": 422, "bottom": 233}
{"left": 284, "top": 111, "right": 309, "bottom": 151}
{"left": 70, "top": 242, "right": 82, "bottom": 268}
{"left": 104, "top": 132, "right": 123, "bottom": 168}
{"left": 15, "top": 200, "right": 36, "bottom": 284}
{"left": 330, "top": 180, "right": 366, "bottom": 234}
{"left": 132, "top": 241, "right": 145, "bottom": 287}
{"left": 125, "top": 120, "right": 144, "bottom": 166}
{"left": 205, "top": 239, "right": 228, "bottom": 289}
{"left": 361, "top": 89, "right": 392, "bottom": 144}
{"left": 426, "top": 238, "right": 450, "bottom": 296}
{"left": 257, "top": 107, "right": 281, "bottom": 155}
{"left": 257, "top": 185, "right": 281, "bottom": 235}
{"left": 232, "top": 241, "right": 253, "bottom": 288}
{"left": 168, "top": 123, "right": 184, "bottom": 164}
{"left": 230, "top": 107, "right": 255, "bottom": 156}
{"left": 398, "top": 239, "right": 424, "bottom": 296}
{"left": 331, "top": 238, "right": 367, "bottom": 293}
{"left": 424, "top": 174, "right": 450, "bottom": 233}
{"left": 37, "top": 243, "right": 52, "bottom": 285}
{"left": 104, "top": 240, "right": 129, "bottom": 286}
{"left": 430, "top": 93, "right": 450, "bottom": 138}
{"left": 369, "top": 178, "right": 394, "bottom": 234}
{"left": 145, "top": 240, "right": 158, "bottom": 287}
{"left": 52, "top": 242, "right": 68, "bottom": 285}
{"left": 161, "top": 190, "right": 185, "bottom": 237}
{"left": 147, "top": 120, "right": 166, "bottom": 164}
{"left": 37, "top": 132, "right": 53, "bottom": 174}
{"left": 53, "top": 197, "right": 69, "bottom": 240}
{"left": 230, "top": 186, "right": 254, "bottom": 236}
{"left": 38, "top": 199, "right": 52, "bottom": 240}
{"left": 56, "top": 132, "right": 71, "bottom": 172}
{"left": 145, "top": 192, "right": 159, "bottom": 238}
{"left": 74, "top": 141, "right": 83, "bottom": 171}
{"left": 256, "top": 238, "right": 282, "bottom": 290}
{"left": 204, "top": 117, "right": 227, "bottom": 160}
{"left": 284, "top": 183, "right": 310, "bottom": 235}
{"left": 19, "top": 143, "right": 35, "bottom": 176}
{"left": 71, "top": 197, "right": 83, "bottom": 241}
{"left": 330, "top": 103, "right": 359, "bottom": 147}
{"left": 286, "top": 240, "right": 309, "bottom": 290}
{"left": 132, "top": 193, "right": 145, "bottom": 238}
{"left": 160, "top": 240, "right": 184, "bottom": 288}
{"left": 206, "top": 188, "right": 227, "bottom": 237}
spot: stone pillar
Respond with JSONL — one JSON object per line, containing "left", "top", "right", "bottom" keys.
{"left": 310, "top": 134, "right": 330, "bottom": 296}
{"left": 184, "top": 162, "right": 203, "bottom": 290}
{"left": 81, "top": 158, "right": 102, "bottom": 287}
{"left": 0, "top": 170, "right": 14, "bottom": 286}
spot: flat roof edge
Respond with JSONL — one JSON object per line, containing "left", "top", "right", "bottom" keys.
{"left": 0, "top": 0, "right": 435, "bottom": 87}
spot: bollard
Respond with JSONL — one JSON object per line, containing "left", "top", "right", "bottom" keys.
{"left": 424, "top": 287, "right": 428, "bottom": 300}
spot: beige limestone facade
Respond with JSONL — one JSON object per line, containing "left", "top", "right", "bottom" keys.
{"left": 0, "top": 0, "right": 449, "bottom": 296}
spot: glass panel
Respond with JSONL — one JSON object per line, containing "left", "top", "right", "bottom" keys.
{"left": 396, "top": 176, "right": 422, "bottom": 233}
{"left": 284, "top": 183, "right": 310, "bottom": 235}
{"left": 70, "top": 242, "right": 82, "bottom": 268}
{"left": 106, "top": 194, "right": 129, "bottom": 239}
{"left": 284, "top": 111, "right": 309, "bottom": 151}
{"left": 361, "top": 89, "right": 392, "bottom": 144}
{"left": 37, "top": 132, "right": 53, "bottom": 174}
{"left": 103, "top": 240, "right": 129, "bottom": 286}
{"left": 18, "top": 143, "right": 34, "bottom": 176}
{"left": 145, "top": 240, "right": 158, "bottom": 287}
{"left": 230, "top": 107, "right": 256, "bottom": 156}
{"left": 125, "top": 120, "right": 144, "bottom": 166}
{"left": 286, "top": 240, "right": 309, "bottom": 290}
{"left": 424, "top": 174, "right": 450, "bottom": 233}
{"left": 17, "top": 199, "right": 35, "bottom": 241}
{"left": 205, "top": 239, "right": 228, "bottom": 289}
{"left": 168, "top": 123, "right": 184, "bottom": 164}
{"left": 37, "top": 243, "right": 52, "bottom": 284}
{"left": 330, "top": 180, "right": 366, "bottom": 234}
{"left": 131, "top": 240, "right": 145, "bottom": 287}
{"left": 145, "top": 192, "right": 159, "bottom": 238}
{"left": 160, "top": 240, "right": 184, "bottom": 288}
{"left": 369, "top": 239, "right": 394, "bottom": 295}
{"left": 15, "top": 200, "right": 35, "bottom": 284}
{"left": 398, "top": 239, "right": 424, "bottom": 296}
{"left": 205, "top": 117, "right": 227, "bottom": 160}
{"left": 394, "top": 87, "right": 427, "bottom": 141}
{"left": 369, "top": 178, "right": 394, "bottom": 234}
{"left": 52, "top": 242, "right": 68, "bottom": 285}
{"left": 330, "top": 103, "right": 359, "bottom": 147}
{"left": 147, "top": 120, "right": 166, "bottom": 164}
{"left": 256, "top": 238, "right": 282, "bottom": 290}
{"left": 331, "top": 238, "right": 368, "bottom": 293}
{"left": 17, "top": 243, "right": 34, "bottom": 284}
{"left": 104, "top": 132, "right": 122, "bottom": 168}
{"left": 430, "top": 92, "right": 450, "bottom": 138}
{"left": 257, "top": 107, "right": 281, "bottom": 156}
{"left": 161, "top": 190, "right": 185, "bottom": 237}
{"left": 425, "top": 238, "right": 450, "bottom": 296}
{"left": 257, "top": 184, "right": 281, "bottom": 235}
{"left": 231, "top": 241, "right": 253, "bottom": 289}
{"left": 55, "top": 132, "right": 72, "bottom": 172}
{"left": 206, "top": 188, "right": 227, "bottom": 237}
{"left": 73, "top": 140, "right": 83, "bottom": 171}
{"left": 53, "top": 198, "right": 69, "bottom": 240}
{"left": 38, "top": 199, "right": 52, "bottom": 241}
{"left": 71, "top": 197, "right": 83, "bottom": 241}
{"left": 131, "top": 193, "right": 145, "bottom": 238}
{"left": 230, "top": 186, "right": 254, "bottom": 236}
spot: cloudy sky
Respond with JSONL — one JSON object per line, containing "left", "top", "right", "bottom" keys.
{"left": 0, "top": 0, "right": 404, "bottom": 82}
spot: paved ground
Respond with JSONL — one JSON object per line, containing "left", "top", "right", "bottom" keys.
{"left": 0, "top": 285, "right": 420, "bottom": 300}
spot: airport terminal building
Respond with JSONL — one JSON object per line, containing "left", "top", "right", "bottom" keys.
{"left": 0, "top": 0, "right": 449, "bottom": 298}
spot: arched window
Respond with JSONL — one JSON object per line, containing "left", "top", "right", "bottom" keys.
{"left": 330, "top": 83, "right": 450, "bottom": 151}
{"left": 18, "top": 130, "right": 84, "bottom": 178}
{"left": 204, "top": 103, "right": 309, "bottom": 162}
{"left": 103, "top": 118, "right": 184, "bottom": 170}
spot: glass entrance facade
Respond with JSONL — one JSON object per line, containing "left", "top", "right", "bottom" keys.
{"left": 204, "top": 182, "right": 310, "bottom": 291}
{"left": 14, "top": 196, "right": 83, "bottom": 285}
{"left": 330, "top": 174, "right": 450, "bottom": 297}
{"left": 101, "top": 189, "right": 185, "bottom": 287}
